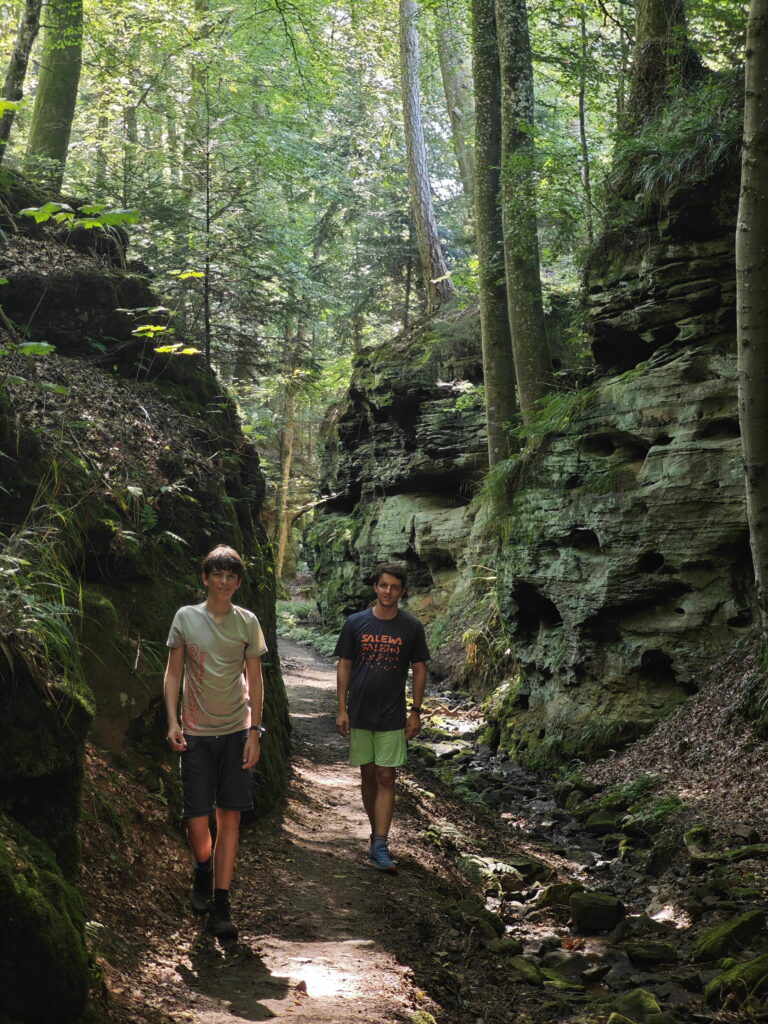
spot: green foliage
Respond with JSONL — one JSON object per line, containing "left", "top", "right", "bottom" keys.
{"left": 0, "top": 527, "right": 85, "bottom": 696}
{"left": 600, "top": 774, "right": 660, "bottom": 812}
{"left": 276, "top": 598, "right": 338, "bottom": 657}
{"left": 612, "top": 72, "right": 743, "bottom": 205}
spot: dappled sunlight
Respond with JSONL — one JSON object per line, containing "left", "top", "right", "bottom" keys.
{"left": 267, "top": 939, "right": 377, "bottom": 999}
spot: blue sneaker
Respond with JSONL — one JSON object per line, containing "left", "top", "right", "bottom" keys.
{"left": 367, "top": 836, "right": 397, "bottom": 873}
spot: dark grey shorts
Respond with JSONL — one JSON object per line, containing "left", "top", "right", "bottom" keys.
{"left": 180, "top": 730, "right": 254, "bottom": 818}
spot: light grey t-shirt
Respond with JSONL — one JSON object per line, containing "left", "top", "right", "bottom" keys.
{"left": 166, "top": 602, "right": 267, "bottom": 736}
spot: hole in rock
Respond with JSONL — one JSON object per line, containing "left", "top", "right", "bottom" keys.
{"left": 564, "top": 528, "right": 601, "bottom": 553}
{"left": 653, "top": 432, "right": 672, "bottom": 447}
{"left": 565, "top": 475, "right": 581, "bottom": 490}
{"left": 636, "top": 551, "right": 665, "bottom": 573}
{"left": 582, "top": 435, "right": 616, "bottom": 456}
{"left": 639, "top": 649, "right": 676, "bottom": 688}
{"left": 694, "top": 417, "right": 740, "bottom": 441}
{"left": 727, "top": 609, "right": 753, "bottom": 629}
{"left": 510, "top": 582, "right": 563, "bottom": 641}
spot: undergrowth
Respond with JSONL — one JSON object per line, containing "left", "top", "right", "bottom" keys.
{"left": 276, "top": 598, "right": 338, "bottom": 658}
{"left": 612, "top": 71, "right": 742, "bottom": 205}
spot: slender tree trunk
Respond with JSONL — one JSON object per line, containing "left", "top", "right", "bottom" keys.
{"left": 399, "top": 0, "right": 456, "bottom": 313}
{"left": 625, "top": 0, "right": 702, "bottom": 126}
{"left": 24, "top": 0, "right": 83, "bottom": 191}
{"left": 0, "top": 0, "right": 43, "bottom": 165}
{"left": 472, "top": 0, "right": 517, "bottom": 464}
{"left": 495, "top": 0, "right": 551, "bottom": 423}
{"left": 578, "top": 5, "right": 594, "bottom": 246}
{"left": 94, "top": 110, "right": 108, "bottom": 193}
{"left": 274, "top": 385, "right": 298, "bottom": 581}
{"left": 273, "top": 323, "right": 301, "bottom": 581}
{"left": 617, "top": 24, "right": 629, "bottom": 122}
{"left": 434, "top": 0, "right": 475, "bottom": 202}
{"left": 737, "top": 0, "right": 768, "bottom": 628}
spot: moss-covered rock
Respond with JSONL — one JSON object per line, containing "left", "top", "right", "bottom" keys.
{"left": 611, "top": 987, "right": 662, "bottom": 1020}
{"left": 448, "top": 898, "right": 505, "bottom": 938}
{"left": 570, "top": 891, "right": 626, "bottom": 932}
{"left": 704, "top": 952, "right": 768, "bottom": 1006}
{"left": 0, "top": 814, "right": 89, "bottom": 1024}
{"left": 692, "top": 909, "right": 766, "bottom": 962}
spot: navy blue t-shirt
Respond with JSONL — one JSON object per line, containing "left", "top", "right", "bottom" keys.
{"left": 334, "top": 608, "right": 430, "bottom": 731}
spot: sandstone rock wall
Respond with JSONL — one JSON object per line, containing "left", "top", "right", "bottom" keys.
{"left": 308, "top": 157, "right": 748, "bottom": 768}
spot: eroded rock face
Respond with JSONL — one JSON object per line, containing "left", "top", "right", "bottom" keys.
{"left": 496, "top": 341, "right": 749, "bottom": 763}
{"left": 307, "top": 307, "right": 488, "bottom": 627}
{"left": 310, "top": 154, "right": 746, "bottom": 766}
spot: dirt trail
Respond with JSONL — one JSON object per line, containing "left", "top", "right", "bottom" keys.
{"left": 123, "top": 639, "right": 447, "bottom": 1024}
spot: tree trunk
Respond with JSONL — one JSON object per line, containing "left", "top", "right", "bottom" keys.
{"left": 0, "top": 0, "right": 43, "bottom": 165}
{"left": 273, "top": 323, "right": 301, "bottom": 581}
{"left": 495, "top": 0, "right": 551, "bottom": 424}
{"left": 434, "top": 0, "right": 476, "bottom": 202}
{"left": 625, "top": 0, "right": 702, "bottom": 126}
{"left": 472, "top": 0, "right": 517, "bottom": 464}
{"left": 24, "top": 0, "right": 83, "bottom": 191}
{"left": 578, "top": 5, "right": 594, "bottom": 246}
{"left": 399, "top": 0, "right": 456, "bottom": 313}
{"left": 737, "top": 0, "right": 768, "bottom": 627}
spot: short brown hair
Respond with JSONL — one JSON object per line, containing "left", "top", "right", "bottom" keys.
{"left": 202, "top": 545, "right": 245, "bottom": 579}
{"left": 372, "top": 563, "right": 407, "bottom": 588}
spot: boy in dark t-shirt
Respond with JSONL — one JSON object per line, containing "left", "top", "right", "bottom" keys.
{"left": 335, "top": 563, "right": 430, "bottom": 872}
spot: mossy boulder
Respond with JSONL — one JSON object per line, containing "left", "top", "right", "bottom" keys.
{"left": 611, "top": 987, "right": 662, "bottom": 1020}
{"left": 448, "top": 898, "right": 505, "bottom": 938}
{"left": 705, "top": 952, "right": 768, "bottom": 1006}
{"left": 570, "top": 891, "right": 626, "bottom": 932}
{"left": 692, "top": 909, "right": 766, "bottom": 962}
{"left": 506, "top": 956, "right": 543, "bottom": 985}
{"left": 625, "top": 940, "right": 679, "bottom": 966}
{"left": 0, "top": 814, "right": 89, "bottom": 1024}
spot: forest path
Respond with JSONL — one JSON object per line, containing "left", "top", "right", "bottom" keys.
{"left": 131, "top": 638, "right": 447, "bottom": 1024}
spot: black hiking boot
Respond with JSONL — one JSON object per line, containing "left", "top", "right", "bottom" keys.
{"left": 208, "top": 893, "right": 238, "bottom": 941}
{"left": 189, "top": 864, "right": 213, "bottom": 914}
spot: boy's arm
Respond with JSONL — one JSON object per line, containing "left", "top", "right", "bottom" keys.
{"left": 164, "top": 646, "right": 186, "bottom": 751}
{"left": 336, "top": 658, "right": 352, "bottom": 737}
{"left": 243, "top": 655, "right": 264, "bottom": 769}
{"left": 405, "top": 660, "right": 427, "bottom": 739}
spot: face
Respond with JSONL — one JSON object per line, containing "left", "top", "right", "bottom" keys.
{"left": 373, "top": 573, "right": 405, "bottom": 607}
{"left": 203, "top": 568, "right": 242, "bottom": 599}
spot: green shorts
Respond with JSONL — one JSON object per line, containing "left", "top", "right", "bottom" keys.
{"left": 349, "top": 728, "right": 408, "bottom": 767}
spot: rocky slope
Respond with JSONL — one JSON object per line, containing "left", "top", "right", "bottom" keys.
{"left": 0, "top": 181, "right": 289, "bottom": 1024}
{"left": 307, "top": 141, "right": 747, "bottom": 770}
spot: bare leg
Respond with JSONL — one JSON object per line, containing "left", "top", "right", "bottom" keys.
{"left": 360, "top": 761, "right": 377, "bottom": 833}
{"left": 373, "top": 766, "right": 396, "bottom": 836}
{"left": 213, "top": 808, "right": 241, "bottom": 890}
{"left": 186, "top": 815, "right": 213, "bottom": 862}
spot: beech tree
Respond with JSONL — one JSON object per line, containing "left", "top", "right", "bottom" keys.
{"left": 0, "top": 0, "right": 42, "bottom": 164}
{"left": 626, "top": 0, "right": 702, "bottom": 126}
{"left": 434, "top": 0, "right": 475, "bottom": 202}
{"left": 737, "top": 0, "right": 768, "bottom": 626}
{"left": 495, "top": 0, "right": 551, "bottom": 422}
{"left": 24, "top": 0, "right": 83, "bottom": 190}
{"left": 399, "top": 0, "right": 456, "bottom": 313}
{"left": 472, "top": 0, "right": 517, "bottom": 464}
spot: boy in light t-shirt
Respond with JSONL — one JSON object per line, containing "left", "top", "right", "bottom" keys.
{"left": 164, "top": 544, "right": 266, "bottom": 941}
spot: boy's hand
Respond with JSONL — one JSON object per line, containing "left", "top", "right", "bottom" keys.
{"left": 405, "top": 710, "right": 422, "bottom": 739}
{"left": 167, "top": 724, "right": 186, "bottom": 751}
{"left": 243, "top": 733, "right": 261, "bottom": 769}
{"left": 336, "top": 711, "right": 350, "bottom": 738}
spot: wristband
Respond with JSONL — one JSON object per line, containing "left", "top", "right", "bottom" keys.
{"left": 410, "top": 706, "right": 422, "bottom": 714}
{"left": 249, "top": 725, "right": 267, "bottom": 736}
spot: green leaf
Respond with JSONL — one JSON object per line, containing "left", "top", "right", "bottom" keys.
{"left": 0, "top": 278, "right": 8, "bottom": 286}
{"left": 19, "top": 202, "right": 74, "bottom": 224}
{"left": 18, "top": 341, "right": 56, "bottom": 357}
